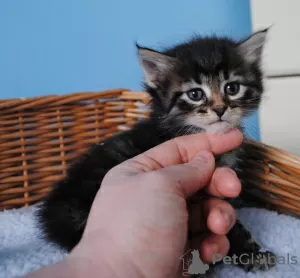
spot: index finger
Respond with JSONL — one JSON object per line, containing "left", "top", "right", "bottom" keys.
{"left": 126, "top": 129, "right": 243, "bottom": 172}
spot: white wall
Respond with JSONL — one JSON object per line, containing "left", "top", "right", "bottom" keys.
{"left": 259, "top": 77, "right": 300, "bottom": 156}
{"left": 251, "top": 0, "right": 300, "bottom": 155}
{"left": 251, "top": 0, "right": 300, "bottom": 76}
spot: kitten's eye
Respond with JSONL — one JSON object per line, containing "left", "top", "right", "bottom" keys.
{"left": 186, "top": 89, "right": 204, "bottom": 101}
{"left": 224, "top": 82, "right": 240, "bottom": 96}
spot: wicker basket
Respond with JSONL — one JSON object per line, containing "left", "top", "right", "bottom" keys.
{"left": 1, "top": 89, "right": 300, "bottom": 216}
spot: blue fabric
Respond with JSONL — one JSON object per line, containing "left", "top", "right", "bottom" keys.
{"left": 0, "top": 0, "right": 259, "bottom": 139}
{"left": 1, "top": 205, "right": 299, "bottom": 277}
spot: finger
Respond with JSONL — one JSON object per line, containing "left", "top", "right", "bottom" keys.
{"left": 116, "top": 129, "right": 243, "bottom": 174}
{"left": 197, "top": 234, "right": 230, "bottom": 264}
{"left": 151, "top": 150, "right": 215, "bottom": 198}
{"left": 206, "top": 167, "right": 241, "bottom": 198}
{"left": 203, "top": 198, "right": 236, "bottom": 235}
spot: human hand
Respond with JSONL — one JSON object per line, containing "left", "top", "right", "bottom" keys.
{"left": 68, "top": 129, "right": 243, "bottom": 278}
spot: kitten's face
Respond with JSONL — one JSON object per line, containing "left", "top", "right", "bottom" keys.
{"left": 138, "top": 30, "right": 267, "bottom": 134}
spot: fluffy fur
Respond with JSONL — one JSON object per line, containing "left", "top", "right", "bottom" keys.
{"left": 37, "top": 30, "right": 276, "bottom": 272}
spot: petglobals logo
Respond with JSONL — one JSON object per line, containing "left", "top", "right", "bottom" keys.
{"left": 180, "top": 249, "right": 298, "bottom": 275}
{"left": 212, "top": 252, "right": 297, "bottom": 271}
{"left": 180, "top": 249, "right": 210, "bottom": 276}
{"left": 212, "top": 252, "right": 276, "bottom": 266}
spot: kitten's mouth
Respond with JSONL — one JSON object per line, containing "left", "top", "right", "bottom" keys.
{"left": 210, "top": 119, "right": 228, "bottom": 124}
{"left": 207, "top": 120, "right": 234, "bottom": 134}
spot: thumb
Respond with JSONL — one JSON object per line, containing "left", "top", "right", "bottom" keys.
{"left": 153, "top": 150, "right": 215, "bottom": 198}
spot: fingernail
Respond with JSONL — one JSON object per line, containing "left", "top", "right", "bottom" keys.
{"left": 227, "top": 128, "right": 240, "bottom": 134}
{"left": 227, "top": 168, "right": 237, "bottom": 177}
{"left": 210, "top": 243, "right": 219, "bottom": 254}
{"left": 226, "top": 170, "right": 240, "bottom": 194}
{"left": 195, "top": 150, "right": 212, "bottom": 164}
{"left": 220, "top": 209, "right": 234, "bottom": 230}
{"left": 223, "top": 128, "right": 235, "bottom": 134}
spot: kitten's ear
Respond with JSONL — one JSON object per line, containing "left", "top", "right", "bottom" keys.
{"left": 238, "top": 29, "right": 268, "bottom": 64}
{"left": 137, "top": 45, "right": 178, "bottom": 88}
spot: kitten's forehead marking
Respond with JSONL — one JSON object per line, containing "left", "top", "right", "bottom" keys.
{"left": 228, "top": 72, "right": 245, "bottom": 82}
{"left": 218, "top": 71, "right": 227, "bottom": 83}
{"left": 200, "top": 71, "right": 229, "bottom": 90}
{"left": 200, "top": 74, "right": 213, "bottom": 85}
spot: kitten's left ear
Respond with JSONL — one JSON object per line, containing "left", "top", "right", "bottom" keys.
{"left": 137, "top": 45, "right": 178, "bottom": 88}
{"left": 238, "top": 28, "right": 269, "bottom": 64}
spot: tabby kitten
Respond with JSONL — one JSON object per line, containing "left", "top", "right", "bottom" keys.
{"left": 37, "top": 29, "right": 275, "bottom": 272}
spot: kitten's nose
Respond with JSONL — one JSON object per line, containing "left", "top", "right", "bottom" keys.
{"left": 212, "top": 106, "right": 227, "bottom": 117}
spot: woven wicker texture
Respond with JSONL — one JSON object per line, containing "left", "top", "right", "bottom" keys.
{"left": 0, "top": 89, "right": 150, "bottom": 210}
{"left": 238, "top": 139, "right": 300, "bottom": 216}
{"left": 0, "top": 89, "right": 300, "bottom": 216}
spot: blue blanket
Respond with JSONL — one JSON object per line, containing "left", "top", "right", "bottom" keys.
{"left": 0, "top": 204, "right": 299, "bottom": 277}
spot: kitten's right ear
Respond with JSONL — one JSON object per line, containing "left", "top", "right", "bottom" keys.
{"left": 137, "top": 45, "right": 178, "bottom": 88}
{"left": 238, "top": 28, "right": 269, "bottom": 64}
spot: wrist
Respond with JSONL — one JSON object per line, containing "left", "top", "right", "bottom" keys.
{"left": 26, "top": 254, "right": 127, "bottom": 278}
{"left": 69, "top": 239, "right": 146, "bottom": 278}
{"left": 24, "top": 258, "right": 79, "bottom": 278}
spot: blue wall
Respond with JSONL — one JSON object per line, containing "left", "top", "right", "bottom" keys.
{"left": 0, "top": 0, "right": 259, "bottom": 139}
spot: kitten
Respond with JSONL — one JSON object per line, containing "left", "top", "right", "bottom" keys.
{"left": 37, "top": 30, "right": 276, "bottom": 272}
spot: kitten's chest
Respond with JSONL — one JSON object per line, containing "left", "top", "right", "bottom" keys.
{"left": 216, "top": 148, "right": 241, "bottom": 169}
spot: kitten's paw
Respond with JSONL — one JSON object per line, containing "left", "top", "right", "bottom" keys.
{"left": 240, "top": 251, "right": 276, "bottom": 272}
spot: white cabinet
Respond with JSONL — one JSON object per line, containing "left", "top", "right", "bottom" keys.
{"left": 259, "top": 77, "right": 300, "bottom": 155}
{"left": 251, "top": 0, "right": 300, "bottom": 76}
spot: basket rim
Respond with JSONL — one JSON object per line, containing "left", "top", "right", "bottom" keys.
{"left": 0, "top": 88, "right": 137, "bottom": 111}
